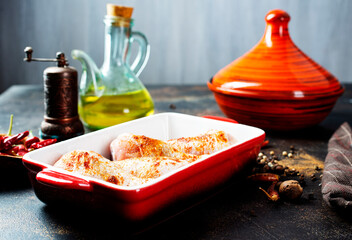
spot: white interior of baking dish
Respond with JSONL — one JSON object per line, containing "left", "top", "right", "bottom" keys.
{"left": 24, "top": 113, "right": 265, "bottom": 188}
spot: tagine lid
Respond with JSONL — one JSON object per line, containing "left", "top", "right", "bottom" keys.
{"left": 210, "top": 9, "right": 344, "bottom": 100}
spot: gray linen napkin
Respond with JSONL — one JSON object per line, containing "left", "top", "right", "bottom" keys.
{"left": 321, "top": 122, "right": 352, "bottom": 210}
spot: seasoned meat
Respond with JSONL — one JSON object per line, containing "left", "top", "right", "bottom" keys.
{"left": 110, "top": 133, "right": 200, "bottom": 161}
{"left": 54, "top": 130, "right": 234, "bottom": 187}
{"left": 110, "top": 130, "right": 234, "bottom": 161}
{"left": 54, "top": 150, "right": 201, "bottom": 187}
{"left": 167, "top": 130, "right": 235, "bottom": 155}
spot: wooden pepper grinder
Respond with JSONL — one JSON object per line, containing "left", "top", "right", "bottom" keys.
{"left": 24, "top": 47, "right": 84, "bottom": 141}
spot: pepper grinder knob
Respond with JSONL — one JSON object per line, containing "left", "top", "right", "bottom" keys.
{"left": 24, "top": 47, "right": 33, "bottom": 61}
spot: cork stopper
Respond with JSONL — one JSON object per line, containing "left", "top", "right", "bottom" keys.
{"left": 107, "top": 4, "right": 133, "bottom": 18}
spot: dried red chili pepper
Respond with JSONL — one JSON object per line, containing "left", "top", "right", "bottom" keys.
{"left": 7, "top": 145, "right": 29, "bottom": 156}
{"left": 24, "top": 136, "right": 40, "bottom": 149}
{"left": 30, "top": 139, "right": 57, "bottom": 149}
{"left": 247, "top": 173, "right": 280, "bottom": 182}
{"left": 0, "top": 136, "right": 7, "bottom": 150}
{"left": 259, "top": 181, "right": 280, "bottom": 202}
{"left": 1, "top": 131, "right": 29, "bottom": 151}
{"left": 261, "top": 140, "right": 269, "bottom": 148}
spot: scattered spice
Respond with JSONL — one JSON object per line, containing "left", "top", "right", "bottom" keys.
{"left": 169, "top": 104, "right": 176, "bottom": 110}
{"left": 278, "top": 180, "right": 303, "bottom": 200}
{"left": 274, "top": 165, "right": 284, "bottom": 174}
{"left": 250, "top": 145, "right": 323, "bottom": 203}
{"left": 247, "top": 173, "right": 280, "bottom": 182}
{"left": 310, "top": 174, "right": 317, "bottom": 182}
{"left": 249, "top": 210, "right": 257, "bottom": 217}
{"left": 298, "top": 174, "right": 306, "bottom": 186}
{"left": 259, "top": 181, "right": 280, "bottom": 202}
{"left": 315, "top": 166, "right": 322, "bottom": 171}
{"left": 261, "top": 140, "right": 269, "bottom": 148}
{"left": 279, "top": 151, "right": 324, "bottom": 176}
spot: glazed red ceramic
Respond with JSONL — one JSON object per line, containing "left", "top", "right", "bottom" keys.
{"left": 208, "top": 9, "right": 344, "bottom": 130}
{"left": 22, "top": 113, "right": 265, "bottom": 221}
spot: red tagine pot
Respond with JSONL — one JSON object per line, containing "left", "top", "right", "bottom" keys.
{"left": 208, "top": 9, "right": 344, "bottom": 131}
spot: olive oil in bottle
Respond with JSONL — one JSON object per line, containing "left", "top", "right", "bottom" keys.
{"left": 79, "top": 89, "right": 154, "bottom": 130}
{"left": 73, "top": 4, "right": 154, "bottom": 130}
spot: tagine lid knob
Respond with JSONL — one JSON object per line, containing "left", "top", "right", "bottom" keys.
{"left": 265, "top": 9, "right": 290, "bottom": 23}
{"left": 210, "top": 9, "right": 344, "bottom": 101}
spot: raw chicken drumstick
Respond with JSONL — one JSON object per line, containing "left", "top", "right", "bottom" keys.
{"left": 110, "top": 130, "right": 234, "bottom": 161}
{"left": 54, "top": 130, "right": 234, "bottom": 187}
{"left": 167, "top": 130, "right": 235, "bottom": 155}
{"left": 54, "top": 150, "right": 201, "bottom": 187}
{"left": 110, "top": 133, "right": 199, "bottom": 161}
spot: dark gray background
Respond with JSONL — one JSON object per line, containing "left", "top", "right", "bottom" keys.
{"left": 1, "top": 0, "right": 351, "bottom": 93}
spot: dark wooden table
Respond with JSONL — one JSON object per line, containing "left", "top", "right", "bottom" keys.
{"left": 1, "top": 84, "right": 352, "bottom": 239}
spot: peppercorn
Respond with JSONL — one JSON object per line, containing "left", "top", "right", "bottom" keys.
{"left": 274, "top": 165, "right": 284, "bottom": 174}
{"left": 249, "top": 210, "right": 257, "bottom": 217}
{"left": 299, "top": 174, "right": 306, "bottom": 186}
{"left": 282, "top": 151, "right": 288, "bottom": 157}
{"left": 169, "top": 104, "right": 176, "bottom": 109}
{"left": 269, "top": 150, "right": 275, "bottom": 155}
{"left": 288, "top": 152, "right": 293, "bottom": 158}
{"left": 259, "top": 159, "right": 266, "bottom": 165}
{"left": 310, "top": 174, "right": 317, "bottom": 181}
{"left": 263, "top": 165, "right": 270, "bottom": 172}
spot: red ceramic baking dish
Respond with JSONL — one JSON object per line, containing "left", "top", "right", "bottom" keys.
{"left": 22, "top": 113, "right": 265, "bottom": 221}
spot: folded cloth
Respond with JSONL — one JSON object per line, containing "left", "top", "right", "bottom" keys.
{"left": 322, "top": 122, "right": 352, "bottom": 210}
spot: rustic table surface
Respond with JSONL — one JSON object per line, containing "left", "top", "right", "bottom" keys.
{"left": 0, "top": 84, "right": 352, "bottom": 240}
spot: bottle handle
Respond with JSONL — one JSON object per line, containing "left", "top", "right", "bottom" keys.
{"left": 130, "top": 31, "right": 150, "bottom": 77}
